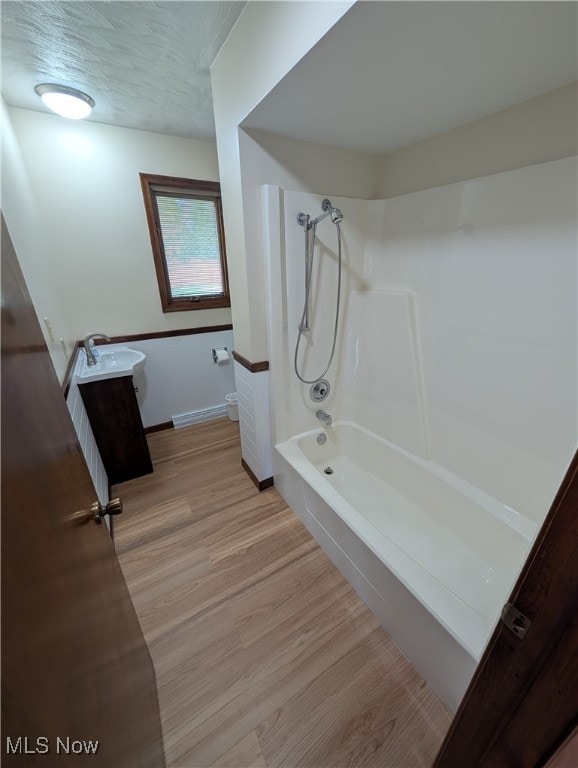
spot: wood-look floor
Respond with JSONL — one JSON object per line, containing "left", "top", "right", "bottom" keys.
{"left": 113, "top": 419, "right": 451, "bottom": 768}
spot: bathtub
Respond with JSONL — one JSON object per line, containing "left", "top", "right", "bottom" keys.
{"left": 274, "top": 421, "right": 536, "bottom": 711}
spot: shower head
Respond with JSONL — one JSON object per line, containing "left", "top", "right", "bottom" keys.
{"left": 322, "top": 198, "right": 343, "bottom": 225}
{"left": 297, "top": 199, "right": 344, "bottom": 229}
{"left": 331, "top": 208, "right": 343, "bottom": 224}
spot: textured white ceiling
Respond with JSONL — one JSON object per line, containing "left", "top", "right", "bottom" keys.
{"left": 1, "top": 0, "right": 245, "bottom": 140}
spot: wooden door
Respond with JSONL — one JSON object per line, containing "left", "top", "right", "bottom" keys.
{"left": 434, "top": 450, "right": 578, "bottom": 767}
{"left": 1, "top": 216, "right": 165, "bottom": 767}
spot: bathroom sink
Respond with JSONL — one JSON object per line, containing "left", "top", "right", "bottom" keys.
{"left": 75, "top": 344, "right": 146, "bottom": 383}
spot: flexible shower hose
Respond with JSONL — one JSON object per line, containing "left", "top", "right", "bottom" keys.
{"left": 294, "top": 220, "right": 342, "bottom": 384}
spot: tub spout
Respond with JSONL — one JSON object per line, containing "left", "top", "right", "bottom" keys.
{"left": 316, "top": 409, "right": 332, "bottom": 427}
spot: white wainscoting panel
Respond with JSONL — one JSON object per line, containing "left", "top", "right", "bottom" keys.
{"left": 235, "top": 361, "right": 273, "bottom": 482}
{"left": 66, "top": 361, "right": 109, "bottom": 506}
{"left": 125, "top": 330, "right": 235, "bottom": 428}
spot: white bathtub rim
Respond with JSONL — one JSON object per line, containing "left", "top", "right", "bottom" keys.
{"left": 274, "top": 452, "right": 478, "bottom": 712}
{"left": 283, "top": 419, "right": 537, "bottom": 539}
{"left": 277, "top": 443, "right": 489, "bottom": 659}
{"left": 276, "top": 421, "right": 527, "bottom": 660}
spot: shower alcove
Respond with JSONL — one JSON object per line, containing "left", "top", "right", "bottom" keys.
{"left": 261, "top": 156, "right": 577, "bottom": 711}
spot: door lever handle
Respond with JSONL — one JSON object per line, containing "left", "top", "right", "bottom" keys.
{"left": 91, "top": 497, "right": 123, "bottom": 524}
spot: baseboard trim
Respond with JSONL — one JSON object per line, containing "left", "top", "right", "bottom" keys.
{"left": 241, "top": 458, "right": 274, "bottom": 491}
{"left": 173, "top": 405, "right": 228, "bottom": 429}
{"left": 144, "top": 421, "right": 173, "bottom": 435}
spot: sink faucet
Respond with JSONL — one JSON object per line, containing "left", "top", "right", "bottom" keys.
{"left": 84, "top": 332, "right": 110, "bottom": 366}
{"left": 316, "top": 409, "right": 332, "bottom": 427}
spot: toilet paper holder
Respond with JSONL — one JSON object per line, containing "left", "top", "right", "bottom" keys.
{"left": 212, "top": 347, "right": 229, "bottom": 364}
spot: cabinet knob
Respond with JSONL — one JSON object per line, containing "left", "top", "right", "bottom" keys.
{"left": 91, "top": 497, "right": 123, "bottom": 524}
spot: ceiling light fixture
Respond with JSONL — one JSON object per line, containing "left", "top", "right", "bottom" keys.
{"left": 34, "top": 83, "right": 95, "bottom": 120}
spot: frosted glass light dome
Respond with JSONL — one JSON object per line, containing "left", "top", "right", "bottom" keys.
{"left": 34, "top": 84, "right": 95, "bottom": 120}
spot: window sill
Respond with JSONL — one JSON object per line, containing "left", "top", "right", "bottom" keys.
{"left": 162, "top": 297, "right": 231, "bottom": 312}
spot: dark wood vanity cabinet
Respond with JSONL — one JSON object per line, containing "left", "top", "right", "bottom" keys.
{"left": 79, "top": 376, "right": 153, "bottom": 485}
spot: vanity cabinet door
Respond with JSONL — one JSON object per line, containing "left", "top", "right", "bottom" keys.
{"left": 79, "top": 376, "right": 153, "bottom": 484}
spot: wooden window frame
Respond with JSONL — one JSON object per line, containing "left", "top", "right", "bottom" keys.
{"left": 139, "top": 173, "right": 230, "bottom": 313}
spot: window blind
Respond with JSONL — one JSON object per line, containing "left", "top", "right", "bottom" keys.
{"left": 155, "top": 194, "right": 224, "bottom": 299}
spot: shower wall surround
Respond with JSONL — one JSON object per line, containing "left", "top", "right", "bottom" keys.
{"left": 364, "top": 157, "right": 577, "bottom": 521}
{"left": 268, "top": 156, "right": 578, "bottom": 524}
{"left": 266, "top": 189, "right": 369, "bottom": 443}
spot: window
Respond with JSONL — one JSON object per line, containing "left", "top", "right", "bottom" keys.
{"left": 140, "top": 173, "right": 230, "bottom": 312}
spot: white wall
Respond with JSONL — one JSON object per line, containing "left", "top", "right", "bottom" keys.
{"left": 211, "top": 1, "right": 355, "bottom": 361}
{"left": 7, "top": 108, "right": 230, "bottom": 352}
{"left": 1, "top": 99, "right": 75, "bottom": 380}
{"left": 242, "top": 129, "right": 381, "bottom": 202}
{"left": 125, "top": 330, "right": 235, "bottom": 428}
{"left": 380, "top": 82, "right": 578, "bottom": 199}
{"left": 239, "top": 129, "right": 379, "bottom": 362}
